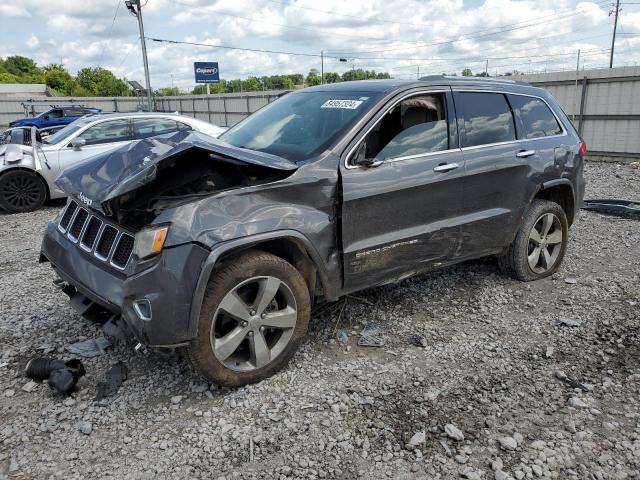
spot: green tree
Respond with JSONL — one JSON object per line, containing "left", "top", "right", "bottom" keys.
{"left": 323, "top": 72, "right": 341, "bottom": 83}
{"left": 1, "top": 56, "right": 40, "bottom": 77}
{"left": 76, "top": 67, "right": 130, "bottom": 96}
{"left": 306, "top": 69, "right": 321, "bottom": 86}
{"left": 43, "top": 64, "right": 75, "bottom": 95}
{"left": 156, "top": 87, "right": 181, "bottom": 96}
{"left": 461, "top": 68, "right": 473, "bottom": 77}
{"left": 243, "top": 77, "right": 261, "bottom": 91}
{"left": 0, "top": 72, "right": 19, "bottom": 83}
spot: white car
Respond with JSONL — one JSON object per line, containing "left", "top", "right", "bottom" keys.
{"left": 0, "top": 112, "right": 226, "bottom": 213}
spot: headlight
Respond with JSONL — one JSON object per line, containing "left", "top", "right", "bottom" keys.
{"left": 133, "top": 225, "right": 169, "bottom": 259}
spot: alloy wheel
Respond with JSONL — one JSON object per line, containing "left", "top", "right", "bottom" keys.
{"left": 1, "top": 173, "right": 42, "bottom": 210}
{"left": 527, "top": 212, "right": 563, "bottom": 274}
{"left": 210, "top": 276, "right": 298, "bottom": 372}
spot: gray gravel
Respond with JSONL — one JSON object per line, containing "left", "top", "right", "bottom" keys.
{"left": 1, "top": 162, "right": 639, "bottom": 479}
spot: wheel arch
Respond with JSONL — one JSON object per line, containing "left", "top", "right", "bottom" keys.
{"left": 535, "top": 179, "right": 575, "bottom": 226}
{"left": 0, "top": 166, "right": 51, "bottom": 200}
{"left": 187, "top": 230, "right": 334, "bottom": 340}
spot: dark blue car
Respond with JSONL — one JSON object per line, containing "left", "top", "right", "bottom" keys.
{"left": 9, "top": 106, "right": 101, "bottom": 129}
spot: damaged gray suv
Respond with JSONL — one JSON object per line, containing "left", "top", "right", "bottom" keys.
{"left": 40, "top": 78, "right": 586, "bottom": 386}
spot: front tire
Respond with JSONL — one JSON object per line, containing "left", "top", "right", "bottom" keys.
{"left": 498, "top": 199, "right": 569, "bottom": 281}
{"left": 186, "top": 250, "right": 310, "bottom": 387}
{"left": 0, "top": 170, "right": 47, "bottom": 213}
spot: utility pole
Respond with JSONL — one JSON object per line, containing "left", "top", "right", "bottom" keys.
{"left": 485, "top": 59, "right": 489, "bottom": 76}
{"left": 573, "top": 49, "right": 581, "bottom": 122}
{"left": 126, "top": 0, "right": 153, "bottom": 111}
{"left": 609, "top": 0, "right": 621, "bottom": 68}
{"left": 321, "top": 50, "right": 324, "bottom": 84}
{"left": 417, "top": 66, "right": 420, "bottom": 80}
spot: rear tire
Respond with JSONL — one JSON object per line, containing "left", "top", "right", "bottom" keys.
{"left": 186, "top": 250, "right": 310, "bottom": 387}
{"left": 0, "top": 170, "right": 47, "bottom": 213}
{"left": 498, "top": 199, "right": 568, "bottom": 281}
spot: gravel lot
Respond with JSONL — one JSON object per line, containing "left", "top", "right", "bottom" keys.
{"left": 1, "top": 162, "right": 639, "bottom": 480}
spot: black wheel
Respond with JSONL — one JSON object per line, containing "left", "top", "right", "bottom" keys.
{"left": 498, "top": 199, "right": 569, "bottom": 281}
{"left": 0, "top": 170, "right": 47, "bottom": 213}
{"left": 186, "top": 250, "right": 310, "bottom": 387}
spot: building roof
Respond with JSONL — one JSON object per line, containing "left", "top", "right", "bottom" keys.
{"left": 0, "top": 83, "right": 52, "bottom": 97}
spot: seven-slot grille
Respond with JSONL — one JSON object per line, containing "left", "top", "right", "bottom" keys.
{"left": 57, "top": 200, "right": 135, "bottom": 270}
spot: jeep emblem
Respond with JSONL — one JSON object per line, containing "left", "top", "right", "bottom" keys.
{"left": 78, "top": 192, "right": 92, "bottom": 206}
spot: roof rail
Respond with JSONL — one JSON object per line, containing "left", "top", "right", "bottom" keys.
{"left": 418, "top": 75, "right": 530, "bottom": 86}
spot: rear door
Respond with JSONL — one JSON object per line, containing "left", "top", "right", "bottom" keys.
{"left": 452, "top": 90, "right": 534, "bottom": 258}
{"left": 340, "top": 89, "right": 465, "bottom": 291}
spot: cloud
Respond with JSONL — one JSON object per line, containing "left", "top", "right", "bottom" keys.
{"left": 1, "top": 0, "right": 638, "bottom": 89}
{"left": 26, "top": 34, "right": 39, "bottom": 49}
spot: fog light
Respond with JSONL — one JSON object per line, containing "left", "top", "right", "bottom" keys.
{"left": 133, "top": 298, "right": 152, "bottom": 321}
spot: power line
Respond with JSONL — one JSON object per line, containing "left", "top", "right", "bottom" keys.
{"left": 98, "top": 0, "right": 121, "bottom": 67}
{"left": 327, "top": 0, "right": 611, "bottom": 55}
{"left": 147, "top": 37, "right": 322, "bottom": 58}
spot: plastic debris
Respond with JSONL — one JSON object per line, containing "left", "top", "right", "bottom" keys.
{"left": 555, "top": 371, "right": 591, "bottom": 392}
{"left": 564, "top": 275, "right": 577, "bottom": 285}
{"left": 582, "top": 199, "right": 640, "bottom": 217}
{"left": 66, "top": 336, "right": 111, "bottom": 358}
{"left": 336, "top": 329, "right": 349, "bottom": 345}
{"left": 554, "top": 318, "right": 582, "bottom": 327}
{"left": 25, "top": 357, "right": 86, "bottom": 396}
{"left": 358, "top": 322, "right": 385, "bottom": 347}
{"left": 409, "top": 334, "right": 428, "bottom": 348}
{"left": 95, "top": 361, "right": 128, "bottom": 401}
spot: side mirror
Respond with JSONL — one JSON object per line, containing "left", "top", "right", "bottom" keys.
{"left": 43, "top": 115, "right": 49, "bottom": 120}
{"left": 352, "top": 141, "right": 383, "bottom": 168}
{"left": 70, "top": 138, "right": 86, "bottom": 151}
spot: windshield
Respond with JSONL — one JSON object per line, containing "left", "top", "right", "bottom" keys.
{"left": 220, "top": 91, "right": 381, "bottom": 162}
{"left": 42, "top": 123, "right": 86, "bottom": 144}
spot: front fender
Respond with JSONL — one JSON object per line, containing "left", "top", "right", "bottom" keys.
{"left": 0, "top": 144, "right": 37, "bottom": 171}
{"left": 186, "top": 230, "right": 335, "bottom": 341}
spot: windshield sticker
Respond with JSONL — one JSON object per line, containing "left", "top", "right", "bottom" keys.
{"left": 321, "top": 99, "right": 364, "bottom": 109}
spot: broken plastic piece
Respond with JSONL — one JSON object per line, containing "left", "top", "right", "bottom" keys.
{"left": 358, "top": 322, "right": 385, "bottom": 347}
{"left": 95, "top": 361, "right": 128, "bottom": 401}
{"left": 25, "top": 357, "right": 86, "bottom": 396}
{"left": 409, "top": 334, "right": 428, "bottom": 348}
{"left": 582, "top": 199, "right": 640, "bottom": 217}
{"left": 66, "top": 336, "right": 111, "bottom": 358}
{"left": 554, "top": 318, "right": 582, "bottom": 327}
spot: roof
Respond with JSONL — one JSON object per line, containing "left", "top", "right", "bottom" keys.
{"left": 82, "top": 111, "right": 191, "bottom": 120}
{"left": 0, "top": 83, "right": 52, "bottom": 97}
{"left": 300, "top": 76, "right": 532, "bottom": 94}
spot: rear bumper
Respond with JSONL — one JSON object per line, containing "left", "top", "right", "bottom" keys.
{"left": 40, "top": 220, "right": 209, "bottom": 347}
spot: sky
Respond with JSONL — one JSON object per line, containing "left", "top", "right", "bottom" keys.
{"left": 0, "top": 0, "right": 639, "bottom": 91}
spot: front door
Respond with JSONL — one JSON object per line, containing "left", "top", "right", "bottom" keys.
{"left": 340, "top": 90, "right": 465, "bottom": 291}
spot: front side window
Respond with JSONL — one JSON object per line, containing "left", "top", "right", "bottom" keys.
{"left": 355, "top": 93, "right": 449, "bottom": 163}
{"left": 220, "top": 91, "right": 381, "bottom": 162}
{"left": 46, "top": 109, "right": 63, "bottom": 119}
{"left": 456, "top": 93, "right": 516, "bottom": 148}
{"left": 508, "top": 95, "right": 563, "bottom": 139}
{"left": 133, "top": 118, "right": 180, "bottom": 140}
{"left": 77, "top": 119, "right": 131, "bottom": 146}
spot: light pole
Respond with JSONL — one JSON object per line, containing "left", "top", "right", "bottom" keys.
{"left": 609, "top": 0, "right": 621, "bottom": 68}
{"left": 126, "top": 0, "right": 153, "bottom": 111}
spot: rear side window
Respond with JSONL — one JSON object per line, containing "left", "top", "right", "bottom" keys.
{"left": 508, "top": 95, "right": 563, "bottom": 139}
{"left": 456, "top": 93, "right": 516, "bottom": 148}
{"left": 133, "top": 118, "right": 180, "bottom": 139}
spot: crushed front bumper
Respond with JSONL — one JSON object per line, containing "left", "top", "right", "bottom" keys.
{"left": 40, "top": 220, "right": 209, "bottom": 347}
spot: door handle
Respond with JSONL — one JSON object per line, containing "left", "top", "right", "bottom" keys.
{"left": 433, "top": 162, "right": 460, "bottom": 172}
{"left": 516, "top": 150, "right": 536, "bottom": 158}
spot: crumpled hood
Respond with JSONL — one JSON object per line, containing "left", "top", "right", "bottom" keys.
{"left": 55, "top": 130, "right": 298, "bottom": 214}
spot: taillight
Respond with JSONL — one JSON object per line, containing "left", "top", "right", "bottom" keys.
{"left": 579, "top": 141, "right": 587, "bottom": 157}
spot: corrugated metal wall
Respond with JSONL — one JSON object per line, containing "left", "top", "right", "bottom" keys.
{"left": 514, "top": 66, "right": 640, "bottom": 161}
{"left": 1, "top": 67, "right": 638, "bottom": 161}
{"left": 0, "top": 91, "right": 283, "bottom": 129}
